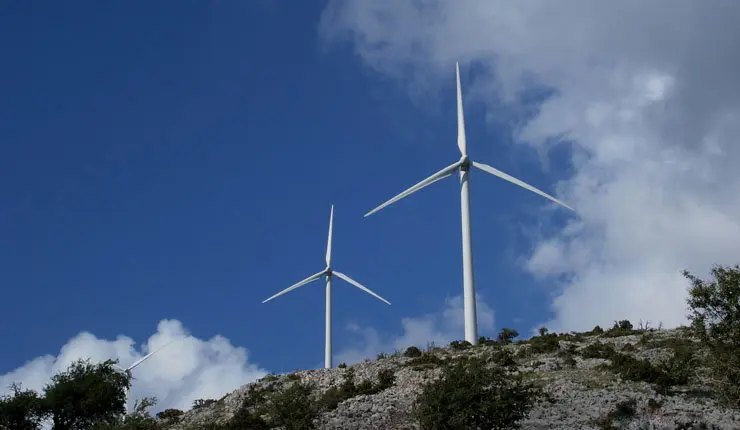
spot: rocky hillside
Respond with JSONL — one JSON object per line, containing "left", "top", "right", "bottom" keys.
{"left": 165, "top": 325, "right": 740, "bottom": 429}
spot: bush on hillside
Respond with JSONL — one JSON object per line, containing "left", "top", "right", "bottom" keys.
{"left": 602, "top": 320, "right": 641, "bottom": 338}
{"left": 413, "top": 357, "right": 541, "bottom": 429}
{"left": 263, "top": 381, "right": 318, "bottom": 430}
{"left": 497, "top": 328, "right": 520, "bottom": 345}
{"left": 192, "top": 398, "right": 217, "bottom": 410}
{"left": 155, "top": 408, "right": 184, "bottom": 424}
{"left": 403, "top": 346, "right": 422, "bottom": 358}
{"left": 0, "top": 383, "right": 46, "bottom": 430}
{"left": 478, "top": 336, "right": 498, "bottom": 346}
{"left": 44, "top": 358, "right": 131, "bottom": 429}
{"left": 449, "top": 340, "right": 472, "bottom": 351}
{"left": 528, "top": 333, "right": 562, "bottom": 354}
{"left": 98, "top": 397, "right": 160, "bottom": 430}
{"left": 685, "top": 264, "right": 740, "bottom": 407}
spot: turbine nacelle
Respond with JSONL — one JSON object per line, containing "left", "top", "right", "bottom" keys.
{"left": 459, "top": 155, "right": 471, "bottom": 171}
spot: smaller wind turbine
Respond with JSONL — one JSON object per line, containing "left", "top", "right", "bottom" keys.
{"left": 112, "top": 339, "right": 177, "bottom": 412}
{"left": 263, "top": 205, "right": 391, "bottom": 369}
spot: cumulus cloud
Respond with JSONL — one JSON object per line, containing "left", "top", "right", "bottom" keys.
{"left": 335, "top": 294, "right": 495, "bottom": 365}
{"left": 0, "top": 319, "right": 267, "bottom": 413}
{"left": 320, "top": 1, "right": 740, "bottom": 333}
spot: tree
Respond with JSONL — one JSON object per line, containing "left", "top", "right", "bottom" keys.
{"left": 0, "top": 383, "right": 46, "bottom": 430}
{"left": 43, "top": 359, "right": 130, "bottom": 430}
{"left": 685, "top": 264, "right": 740, "bottom": 407}
{"left": 414, "top": 357, "right": 541, "bottom": 429}
{"left": 155, "top": 408, "right": 184, "bottom": 425}
{"left": 497, "top": 328, "right": 519, "bottom": 345}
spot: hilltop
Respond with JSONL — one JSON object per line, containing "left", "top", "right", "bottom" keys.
{"left": 4, "top": 265, "right": 740, "bottom": 429}
{"left": 160, "top": 323, "right": 739, "bottom": 429}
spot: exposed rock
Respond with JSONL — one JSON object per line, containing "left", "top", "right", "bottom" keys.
{"left": 168, "top": 328, "right": 740, "bottom": 429}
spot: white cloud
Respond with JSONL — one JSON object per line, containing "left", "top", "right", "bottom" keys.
{"left": 320, "top": 1, "right": 740, "bottom": 333}
{"left": 0, "top": 319, "right": 267, "bottom": 413}
{"left": 335, "top": 294, "right": 495, "bottom": 365}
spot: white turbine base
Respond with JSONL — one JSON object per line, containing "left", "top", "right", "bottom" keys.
{"left": 460, "top": 169, "right": 478, "bottom": 345}
{"left": 325, "top": 275, "right": 332, "bottom": 369}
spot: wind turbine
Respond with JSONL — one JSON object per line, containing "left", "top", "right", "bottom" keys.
{"left": 262, "top": 205, "right": 391, "bottom": 369}
{"left": 364, "top": 62, "right": 574, "bottom": 346}
{"left": 112, "top": 339, "right": 176, "bottom": 411}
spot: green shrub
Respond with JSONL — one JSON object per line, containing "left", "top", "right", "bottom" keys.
{"left": 685, "top": 264, "right": 740, "bottom": 408}
{"left": 376, "top": 368, "right": 395, "bottom": 390}
{"left": 263, "top": 381, "right": 318, "bottom": 430}
{"left": 0, "top": 383, "right": 46, "bottom": 430}
{"left": 449, "top": 340, "right": 472, "bottom": 351}
{"left": 43, "top": 359, "right": 130, "bottom": 429}
{"left": 220, "top": 385, "right": 272, "bottom": 429}
{"left": 405, "top": 353, "right": 444, "bottom": 370}
{"left": 413, "top": 357, "right": 541, "bottom": 429}
{"left": 155, "top": 408, "right": 184, "bottom": 424}
{"left": 337, "top": 363, "right": 347, "bottom": 369}
{"left": 490, "top": 348, "right": 517, "bottom": 369}
{"left": 317, "top": 367, "right": 395, "bottom": 412}
{"left": 591, "top": 398, "right": 637, "bottom": 429}
{"left": 580, "top": 342, "right": 616, "bottom": 359}
{"left": 601, "top": 346, "right": 695, "bottom": 394}
{"left": 192, "top": 398, "right": 217, "bottom": 410}
{"left": 621, "top": 343, "right": 636, "bottom": 352}
{"left": 562, "top": 354, "right": 577, "bottom": 368}
{"left": 497, "top": 328, "right": 520, "bottom": 345}
{"left": 528, "top": 333, "right": 561, "bottom": 354}
{"left": 602, "top": 320, "right": 641, "bottom": 338}
{"left": 404, "top": 346, "right": 422, "bottom": 358}
{"left": 478, "top": 336, "right": 498, "bottom": 346}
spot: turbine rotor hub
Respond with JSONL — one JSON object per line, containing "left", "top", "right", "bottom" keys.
{"left": 326, "top": 268, "right": 332, "bottom": 276}
{"left": 460, "top": 156, "right": 471, "bottom": 171}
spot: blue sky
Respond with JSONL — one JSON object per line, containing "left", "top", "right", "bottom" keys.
{"left": 0, "top": 1, "right": 571, "bottom": 377}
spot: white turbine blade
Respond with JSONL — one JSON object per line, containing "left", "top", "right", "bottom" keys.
{"left": 126, "top": 339, "right": 176, "bottom": 372}
{"left": 326, "top": 205, "right": 334, "bottom": 267}
{"left": 456, "top": 62, "right": 467, "bottom": 156}
{"left": 112, "top": 364, "right": 126, "bottom": 373}
{"left": 333, "top": 271, "right": 391, "bottom": 305}
{"left": 364, "top": 160, "right": 462, "bottom": 217}
{"left": 471, "top": 161, "right": 575, "bottom": 211}
{"left": 262, "top": 269, "right": 326, "bottom": 303}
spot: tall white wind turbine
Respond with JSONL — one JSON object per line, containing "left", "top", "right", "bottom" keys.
{"left": 364, "top": 63, "right": 574, "bottom": 345}
{"left": 262, "top": 205, "right": 391, "bottom": 369}
{"left": 112, "top": 339, "right": 177, "bottom": 411}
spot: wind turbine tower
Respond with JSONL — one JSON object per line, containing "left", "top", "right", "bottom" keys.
{"left": 263, "top": 205, "right": 391, "bottom": 369}
{"left": 364, "top": 63, "right": 574, "bottom": 345}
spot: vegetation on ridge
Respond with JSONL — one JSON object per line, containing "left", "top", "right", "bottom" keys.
{"left": 2, "top": 263, "right": 740, "bottom": 428}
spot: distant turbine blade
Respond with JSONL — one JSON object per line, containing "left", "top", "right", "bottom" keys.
{"left": 456, "top": 62, "right": 467, "bottom": 156}
{"left": 126, "top": 339, "right": 176, "bottom": 372}
{"left": 364, "top": 160, "right": 462, "bottom": 217}
{"left": 471, "top": 161, "right": 575, "bottom": 211}
{"left": 326, "top": 205, "right": 334, "bottom": 267}
{"left": 112, "top": 364, "right": 125, "bottom": 374}
{"left": 262, "top": 269, "right": 327, "bottom": 303}
{"left": 333, "top": 271, "right": 391, "bottom": 305}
